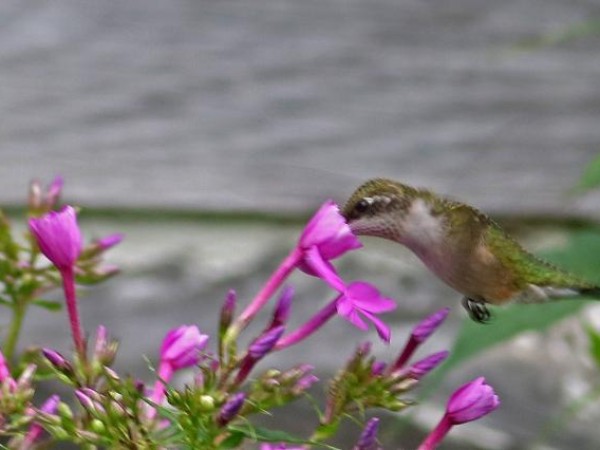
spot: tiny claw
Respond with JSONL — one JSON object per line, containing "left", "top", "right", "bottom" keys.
{"left": 462, "top": 297, "right": 492, "bottom": 324}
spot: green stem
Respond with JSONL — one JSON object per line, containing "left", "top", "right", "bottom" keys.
{"left": 3, "top": 300, "right": 26, "bottom": 361}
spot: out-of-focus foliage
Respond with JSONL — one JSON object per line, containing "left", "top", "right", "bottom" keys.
{"left": 577, "top": 154, "right": 600, "bottom": 192}
{"left": 515, "top": 19, "right": 600, "bottom": 50}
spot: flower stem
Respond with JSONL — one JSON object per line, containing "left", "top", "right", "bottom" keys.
{"left": 147, "top": 363, "right": 173, "bottom": 420}
{"left": 60, "top": 267, "right": 86, "bottom": 362}
{"left": 227, "top": 247, "right": 302, "bottom": 342}
{"left": 418, "top": 415, "right": 452, "bottom": 450}
{"left": 391, "top": 336, "right": 418, "bottom": 371}
{"left": 274, "top": 299, "right": 338, "bottom": 350}
{"left": 3, "top": 300, "right": 26, "bottom": 361}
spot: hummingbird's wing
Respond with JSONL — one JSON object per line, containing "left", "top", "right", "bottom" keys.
{"left": 484, "top": 222, "right": 598, "bottom": 298}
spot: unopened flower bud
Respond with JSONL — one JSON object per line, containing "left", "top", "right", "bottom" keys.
{"left": 103, "top": 367, "right": 120, "bottom": 382}
{"left": 393, "top": 308, "right": 450, "bottom": 371}
{"left": 17, "top": 364, "right": 37, "bottom": 387}
{"left": 199, "top": 395, "right": 215, "bottom": 411}
{"left": 372, "top": 361, "right": 387, "bottom": 376}
{"left": 217, "top": 392, "right": 245, "bottom": 427}
{"left": 220, "top": 289, "right": 237, "bottom": 332}
{"left": 270, "top": 286, "right": 294, "bottom": 328}
{"left": 249, "top": 326, "right": 285, "bottom": 360}
{"left": 90, "top": 419, "right": 106, "bottom": 434}
{"left": 95, "top": 234, "right": 123, "bottom": 251}
{"left": 407, "top": 351, "right": 449, "bottom": 380}
{"left": 43, "top": 349, "right": 72, "bottom": 373}
{"left": 292, "top": 374, "right": 319, "bottom": 395}
{"left": 57, "top": 402, "right": 74, "bottom": 420}
{"left": 353, "top": 417, "right": 381, "bottom": 450}
{"left": 28, "top": 179, "right": 43, "bottom": 211}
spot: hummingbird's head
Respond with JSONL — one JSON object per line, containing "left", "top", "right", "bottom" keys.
{"left": 342, "top": 178, "right": 417, "bottom": 240}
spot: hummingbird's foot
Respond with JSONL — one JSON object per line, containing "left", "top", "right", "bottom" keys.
{"left": 462, "top": 297, "right": 492, "bottom": 323}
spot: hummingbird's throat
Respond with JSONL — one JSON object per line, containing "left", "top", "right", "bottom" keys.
{"left": 399, "top": 199, "right": 445, "bottom": 249}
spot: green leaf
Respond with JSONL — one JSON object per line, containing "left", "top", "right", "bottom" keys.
{"left": 577, "top": 154, "right": 600, "bottom": 192}
{"left": 585, "top": 324, "right": 600, "bottom": 369}
{"left": 227, "top": 424, "right": 307, "bottom": 444}
{"left": 32, "top": 299, "right": 63, "bottom": 312}
{"left": 423, "top": 229, "right": 600, "bottom": 392}
{"left": 219, "top": 431, "right": 246, "bottom": 449}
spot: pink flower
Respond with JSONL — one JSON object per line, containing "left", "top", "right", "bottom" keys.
{"left": 29, "top": 205, "right": 82, "bottom": 271}
{"left": 233, "top": 200, "right": 362, "bottom": 332}
{"left": 299, "top": 199, "right": 362, "bottom": 261}
{"left": 275, "top": 282, "right": 395, "bottom": 350}
{"left": 446, "top": 376, "right": 500, "bottom": 423}
{"left": 297, "top": 200, "right": 362, "bottom": 290}
{"left": 29, "top": 205, "right": 85, "bottom": 358}
{"left": 0, "top": 349, "right": 10, "bottom": 381}
{"left": 336, "top": 282, "right": 396, "bottom": 342}
{"left": 148, "top": 325, "right": 209, "bottom": 420}
{"left": 22, "top": 394, "right": 60, "bottom": 447}
{"left": 0, "top": 349, "right": 16, "bottom": 391}
{"left": 418, "top": 377, "right": 500, "bottom": 450}
{"left": 160, "top": 325, "right": 209, "bottom": 371}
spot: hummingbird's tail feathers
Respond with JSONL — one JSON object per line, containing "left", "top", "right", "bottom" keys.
{"left": 521, "top": 284, "right": 581, "bottom": 303}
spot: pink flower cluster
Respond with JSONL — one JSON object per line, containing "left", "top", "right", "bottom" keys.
{"left": 24, "top": 184, "right": 500, "bottom": 449}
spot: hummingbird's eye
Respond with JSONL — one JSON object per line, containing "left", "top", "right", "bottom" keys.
{"left": 355, "top": 199, "right": 371, "bottom": 215}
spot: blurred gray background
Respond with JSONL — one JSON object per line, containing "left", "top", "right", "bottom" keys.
{"left": 2, "top": 1, "right": 600, "bottom": 449}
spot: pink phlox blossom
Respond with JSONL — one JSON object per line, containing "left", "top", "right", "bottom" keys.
{"left": 29, "top": 205, "right": 82, "bottom": 271}
{"left": 0, "top": 350, "right": 16, "bottom": 391}
{"left": 418, "top": 376, "right": 500, "bottom": 450}
{"left": 160, "top": 325, "right": 209, "bottom": 371}
{"left": 297, "top": 200, "right": 362, "bottom": 290}
{"left": 336, "top": 281, "right": 396, "bottom": 342}
{"left": 446, "top": 376, "right": 500, "bottom": 424}
{"left": 23, "top": 394, "right": 60, "bottom": 447}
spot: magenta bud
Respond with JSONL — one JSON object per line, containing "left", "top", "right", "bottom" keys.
{"left": 353, "top": 417, "right": 381, "bottom": 450}
{"left": 220, "top": 289, "right": 237, "bottom": 331}
{"left": 217, "top": 392, "right": 246, "bottom": 427}
{"left": 0, "top": 349, "right": 10, "bottom": 381}
{"left": 249, "top": 326, "right": 285, "bottom": 360}
{"left": 95, "top": 233, "right": 124, "bottom": 251}
{"left": 75, "top": 390, "right": 95, "bottom": 411}
{"left": 45, "top": 176, "right": 64, "bottom": 208}
{"left": 407, "top": 351, "right": 449, "bottom": 380}
{"left": 43, "top": 348, "right": 71, "bottom": 372}
{"left": 293, "top": 374, "right": 319, "bottom": 394}
{"left": 372, "top": 361, "right": 387, "bottom": 376}
{"left": 412, "top": 308, "right": 450, "bottom": 343}
{"left": 271, "top": 286, "right": 294, "bottom": 327}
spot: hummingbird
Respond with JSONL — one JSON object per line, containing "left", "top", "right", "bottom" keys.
{"left": 342, "top": 178, "right": 600, "bottom": 323}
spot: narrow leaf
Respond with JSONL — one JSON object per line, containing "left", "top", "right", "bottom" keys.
{"left": 32, "top": 299, "right": 63, "bottom": 312}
